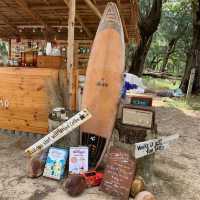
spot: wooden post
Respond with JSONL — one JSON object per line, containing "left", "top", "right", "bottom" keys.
{"left": 8, "top": 39, "right": 11, "bottom": 60}
{"left": 186, "top": 68, "right": 196, "bottom": 100}
{"left": 67, "top": 0, "right": 76, "bottom": 110}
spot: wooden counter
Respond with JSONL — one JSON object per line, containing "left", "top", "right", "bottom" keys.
{"left": 0, "top": 67, "right": 66, "bottom": 134}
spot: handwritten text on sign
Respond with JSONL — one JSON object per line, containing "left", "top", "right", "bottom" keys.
{"left": 25, "top": 109, "right": 92, "bottom": 157}
{"left": 135, "top": 134, "right": 179, "bottom": 159}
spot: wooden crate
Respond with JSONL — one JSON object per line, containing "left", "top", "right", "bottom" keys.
{"left": 37, "top": 56, "right": 64, "bottom": 69}
{"left": 0, "top": 67, "right": 65, "bottom": 134}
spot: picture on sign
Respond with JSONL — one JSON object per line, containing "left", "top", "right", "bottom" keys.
{"left": 25, "top": 109, "right": 92, "bottom": 157}
{"left": 43, "top": 147, "right": 68, "bottom": 180}
{"left": 69, "top": 147, "right": 89, "bottom": 174}
{"left": 135, "top": 134, "right": 179, "bottom": 159}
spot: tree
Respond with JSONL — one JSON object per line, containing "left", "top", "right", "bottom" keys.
{"left": 181, "top": 0, "right": 200, "bottom": 93}
{"left": 160, "top": 0, "right": 191, "bottom": 73}
{"left": 145, "top": 0, "right": 192, "bottom": 74}
{"left": 128, "top": 0, "right": 163, "bottom": 76}
{"left": 0, "top": 41, "right": 8, "bottom": 57}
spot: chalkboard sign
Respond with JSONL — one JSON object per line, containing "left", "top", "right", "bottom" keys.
{"left": 100, "top": 147, "right": 136, "bottom": 200}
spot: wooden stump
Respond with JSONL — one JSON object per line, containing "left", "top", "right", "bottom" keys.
{"left": 114, "top": 120, "right": 157, "bottom": 183}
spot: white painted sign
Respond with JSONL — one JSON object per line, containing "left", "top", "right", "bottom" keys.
{"left": 135, "top": 134, "right": 179, "bottom": 159}
{"left": 25, "top": 109, "right": 92, "bottom": 157}
{"left": 0, "top": 98, "right": 9, "bottom": 109}
{"left": 69, "top": 147, "right": 89, "bottom": 174}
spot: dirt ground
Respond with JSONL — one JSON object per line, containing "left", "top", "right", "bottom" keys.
{"left": 0, "top": 98, "right": 200, "bottom": 200}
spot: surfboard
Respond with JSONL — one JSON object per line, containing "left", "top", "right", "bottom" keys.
{"left": 80, "top": 2, "right": 125, "bottom": 168}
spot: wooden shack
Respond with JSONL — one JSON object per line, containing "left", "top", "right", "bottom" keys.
{"left": 0, "top": 0, "right": 136, "bottom": 134}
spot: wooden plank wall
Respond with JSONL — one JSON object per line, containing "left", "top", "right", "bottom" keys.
{"left": 37, "top": 56, "right": 64, "bottom": 69}
{"left": 0, "top": 67, "right": 64, "bottom": 134}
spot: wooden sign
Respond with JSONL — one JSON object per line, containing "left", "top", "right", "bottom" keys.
{"left": 135, "top": 134, "right": 179, "bottom": 159}
{"left": 122, "top": 105, "right": 155, "bottom": 129}
{"left": 186, "top": 68, "right": 196, "bottom": 100}
{"left": 25, "top": 109, "right": 92, "bottom": 157}
{"left": 130, "top": 96, "right": 152, "bottom": 107}
{"left": 69, "top": 147, "right": 89, "bottom": 174}
{"left": 100, "top": 147, "right": 136, "bottom": 200}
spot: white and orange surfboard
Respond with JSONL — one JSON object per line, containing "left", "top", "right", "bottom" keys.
{"left": 80, "top": 2, "right": 125, "bottom": 168}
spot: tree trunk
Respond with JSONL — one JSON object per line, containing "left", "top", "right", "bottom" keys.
{"left": 160, "top": 24, "right": 188, "bottom": 73}
{"left": 129, "top": 36, "right": 152, "bottom": 75}
{"left": 160, "top": 38, "right": 177, "bottom": 72}
{"left": 150, "top": 56, "right": 162, "bottom": 70}
{"left": 128, "top": 0, "right": 162, "bottom": 76}
{"left": 181, "top": 2, "right": 200, "bottom": 93}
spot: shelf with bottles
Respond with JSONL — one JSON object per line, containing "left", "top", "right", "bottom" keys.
{"left": 75, "top": 40, "right": 92, "bottom": 69}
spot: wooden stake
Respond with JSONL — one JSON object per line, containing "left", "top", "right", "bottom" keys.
{"left": 63, "top": 0, "right": 93, "bottom": 38}
{"left": 186, "top": 68, "right": 196, "bottom": 100}
{"left": 67, "top": 0, "right": 76, "bottom": 110}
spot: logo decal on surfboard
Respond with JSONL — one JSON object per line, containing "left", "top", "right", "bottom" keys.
{"left": 104, "top": 4, "right": 120, "bottom": 22}
{"left": 96, "top": 79, "right": 108, "bottom": 87}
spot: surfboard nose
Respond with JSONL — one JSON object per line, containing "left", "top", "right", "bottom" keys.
{"left": 98, "top": 2, "right": 124, "bottom": 35}
{"left": 103, "top": 2, "right": 121, "bottom": 23}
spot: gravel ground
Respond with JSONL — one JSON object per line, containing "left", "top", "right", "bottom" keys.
{"left": 0, "top": 99, "right": 200, "bottom": 200}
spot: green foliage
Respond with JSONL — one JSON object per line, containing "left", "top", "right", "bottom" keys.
{"left": 143, "top": 76, "right": 180, "bottom": 90}
{"left": 0, "top": 41, "right": 8, "bottom": 57}
{"left": 143, "top": 76, "right": 200, "bottom": 111}
{"left": 165, "top": 95, "right": 200, "bottom": 110}
{"left": 145, "top": 0, "right": 192, "bottom": 75}
{"left": 139, "top": 0, "right": 153, "bottom": 16}
{"left": 125, "top": 43, "right": 136, "bottom": 71}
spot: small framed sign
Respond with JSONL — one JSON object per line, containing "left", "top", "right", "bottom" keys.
{"left": 43, "top": 147, "right": 68, "bottom": 180}
{"left": 130, "top": 95, "right": 152, "bottom": 107}
{"left": 122, "top": 105, "right": 155, "bottom": 129}
{"left": 69, "top": 147, "right": 89, "bottom": 174}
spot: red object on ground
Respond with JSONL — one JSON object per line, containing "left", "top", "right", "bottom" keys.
{"left": 80, "top": 171, "right": 104, "bottom": 187}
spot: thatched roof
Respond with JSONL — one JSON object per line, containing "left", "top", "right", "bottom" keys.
{"left": 0, "top": 0, "right": 136, "bottom": 41}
